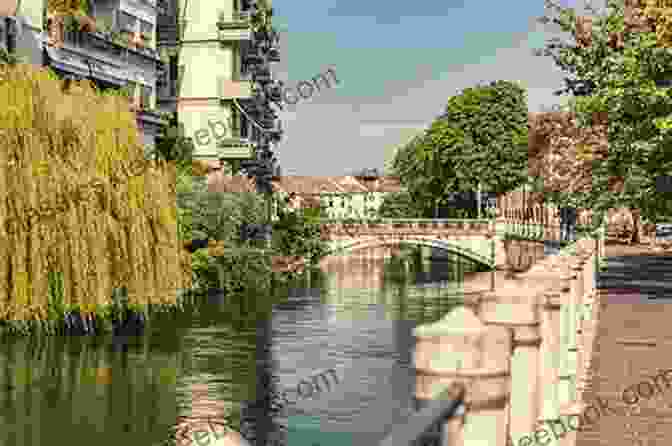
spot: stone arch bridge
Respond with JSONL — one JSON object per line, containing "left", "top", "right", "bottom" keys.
{"left": 318, "top": 219, "right": 510, "bottom": 269}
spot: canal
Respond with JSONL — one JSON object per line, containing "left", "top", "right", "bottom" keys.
{"left": 0, "top": 246, "right": 497, "bottom": 446}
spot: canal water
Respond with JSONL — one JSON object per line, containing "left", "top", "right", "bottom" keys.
{"left": 0, "top": 246, "right": 493, "bottom": 446}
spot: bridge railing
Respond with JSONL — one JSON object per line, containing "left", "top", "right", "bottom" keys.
{"left": 378, "top": 383, "right": 465, "bottom": 446}
{"left": 318, "top": 217, "right": 495, "bottom": 222}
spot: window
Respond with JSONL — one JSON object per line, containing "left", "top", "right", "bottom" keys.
{"left": 0, "top": 20, "right": 6, "bottom": 52}
{"left": 240, "top": 111, "right": 249, "bottom": 139}
{"left": 240, "top": 0, "right": 254, "bottom": 12}
{"left": 6, "top": 18, "right": 17, "bottom": 53}
{"left": 156, "top": 66, "right": 168, "bottom": 93}
{"left": 169, "top": 55, "right": 178, "bottom": 96}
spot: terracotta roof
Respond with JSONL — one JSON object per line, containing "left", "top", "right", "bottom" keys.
{"left": 274, "top": 175, "right": 403, "bottom": 194}
{"left": 331, "top": 175, "right": 370, "bottom": 193}
{"left": 208, "top": 174, "right": 403, "bottom": 196}
{"left": 271, "top": 176, "right": 343, "bottom": 194}
{"left": 358, "top": 176, "right": 402, "bottom": 193}
{"left": 207, "top": 173, "right": 256, "bottom": 193}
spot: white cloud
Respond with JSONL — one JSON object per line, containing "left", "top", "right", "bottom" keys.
{"left": 274, "top": 15, "right": 573, "bottom": 175}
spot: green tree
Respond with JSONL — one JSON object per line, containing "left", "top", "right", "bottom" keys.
{"left": 390, "top": 80, "right": 529, "bottom": 217}
{"left": 272, "top": 201, "right": 329, "bottom": 263}
{"left": 377, "top": 190, "right": 424, "bottom": 218}
{"left": 536, "top": 0, "right": 672, "bottom": 240}
{"left": 154, "top": 117, "right": 194, "bottom": 169}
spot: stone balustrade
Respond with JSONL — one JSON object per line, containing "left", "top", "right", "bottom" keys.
{"left": 413, "top": 235, "right": 603, "bottom": 446}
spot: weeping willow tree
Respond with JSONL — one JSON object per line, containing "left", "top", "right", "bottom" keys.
{"left": 0, "top": 63, "right": 191, "bottom": 328}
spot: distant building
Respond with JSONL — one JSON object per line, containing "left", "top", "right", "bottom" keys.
{"left": 271, "top": 175, "right": 402, "bottom": 220}
{"left": 207, "top": 174, "right": 403, "bottom": 220}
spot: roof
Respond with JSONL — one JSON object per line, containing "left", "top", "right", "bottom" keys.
{"left": 272, "top": 176, "right": 344, "bottom": 195}
{"left": 359, "top": 176, "right": 402, "bottom": 193}
{"left": 207, "top": 174, "right": 404, "bottom": 195}
{"left": 207, "top": 173, "right": 256, "bottom": 193}
{"left": 331, "top": 175, "right": 370, "bottom": 193}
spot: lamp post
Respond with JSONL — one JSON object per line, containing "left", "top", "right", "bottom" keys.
{"left": 477, "top": 182, "right": 482, "bottom": 219}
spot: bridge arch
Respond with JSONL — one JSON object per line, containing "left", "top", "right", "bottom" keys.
{"left": 325, "top": 237, "right": 494, "bottom": 269}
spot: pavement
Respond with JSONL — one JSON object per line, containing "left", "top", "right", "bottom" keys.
{"left": 575, "top": 246, "right": 672, "bottom": 446}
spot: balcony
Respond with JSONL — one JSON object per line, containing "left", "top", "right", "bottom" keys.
{"left": 44, "top": 18, "right": 160, "bottom": 87}
{"left": 218, "top": 78, "right": 254, "bottom": 100}
{"left": 216, "top": 11, "right": 252, "bottom": 41}
{"left": 217, "top": 137, "right": 256, "bottom": 160}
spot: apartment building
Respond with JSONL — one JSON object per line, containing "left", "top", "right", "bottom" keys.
{"left": 156, "top": 0, "right": 281, "bottom": 168}
{"left": 1, "top": 0, "right": 280, "bottom": 165}
{"left": 1, "top": 0, "right": 166, "bottom": 155}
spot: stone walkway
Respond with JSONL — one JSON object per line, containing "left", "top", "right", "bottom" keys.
{"left": 576, "top": 250, "right": 672, "bottom": 446}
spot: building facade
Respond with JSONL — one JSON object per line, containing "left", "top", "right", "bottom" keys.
{"left": 1, "top": 0, "right": 280, "bottom": 164}
{"left": 2, "top": 0, "right": 167, "bottom": 155}
{"left": 207, "top": 175, "right": 403, "bottom": 220}
{"left": 156, "top": 0, "right": 280, "bottom": 168}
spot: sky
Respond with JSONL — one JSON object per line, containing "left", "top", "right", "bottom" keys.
{"left": 268, "top": 0, "right": 608, "bottom": 176}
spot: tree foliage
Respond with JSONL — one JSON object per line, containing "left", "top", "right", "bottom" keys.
{"left": 377, "top": 190, "right": 425, "bottom": 218}
{"left": 272, "top": 201, "right": 329, "bottom": 262}
{"left": 153, "top": 117, "right": 194, "bottom": 170}
{"left": 389, "top": 80, "right": 529, "bottom": 217}
{"left": 175, "top": 165, "right": 329, "bottom": 294}
{"left": 536, "top": 0, "right": 672, "bottom": 235}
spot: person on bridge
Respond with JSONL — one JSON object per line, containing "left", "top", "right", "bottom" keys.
{"left": 559, "top": 207, "right": 577, "bottom": 242}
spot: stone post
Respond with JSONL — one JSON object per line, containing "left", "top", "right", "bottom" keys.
{"left": 555, "top": 255, "right": 589, "bottom": 446}
{"left": 478, "top": 292, "right": 541, "bottom": 446}
{"left": 569, "top": 257, "right": 587, "bottom": 402}
{"left": 558, "top": 268, "right": 574, "bottom": 409}
{"left": 414, "top": 306, "right": 511, "bottom": 446}
{"left": 582, "top": 251, "right": 595, "bottom": 311}
{"left": 493, "top": 218, "right": 508, "bottom": 271}
{"left": 538, "top": 290, "right": 561, "bottom": 424}
{"left": 576, "top": 255, "right": 589, "bottom": 361}
{"left": 576, "top": 251, "right": 596, "bottom": 405}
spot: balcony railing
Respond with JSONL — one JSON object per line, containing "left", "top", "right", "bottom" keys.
{"left": 217, "top": 11, "right": 252, "bottom": 29}
{"left": 379, "top": 383, "right": 465, "bottom": 446}
{"left": 217, "top": 137, "right": 256, "bottom": 159}
{"left": 57, "top": 25, "right": 159, "bottom": 61}
{"left": 216, "top": 11, "right": 253, "bottom": 41}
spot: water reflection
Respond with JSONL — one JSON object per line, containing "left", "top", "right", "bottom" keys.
{"left": 0, "top": 244, "right": 491, "bottom": 446}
